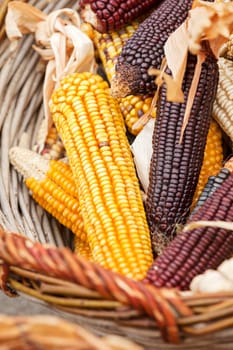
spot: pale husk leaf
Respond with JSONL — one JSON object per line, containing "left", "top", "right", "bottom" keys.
{"left": 131, "top": 118, "right": 155, "bottom": 193}
{"left": 5, "top": 3, "right": 97, "bottom": 152}
{"left": 5, "top": 1, "right": 46, "bottom": 41}
{"left": 184, "top": 220, "right": 233, "bottom": 232}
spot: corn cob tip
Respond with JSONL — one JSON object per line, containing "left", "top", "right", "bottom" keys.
{"left": 111, "top": 63, "right": 142, "bottom": 98}
{"left": 9, "top": 147, "right": 50, "bottom": 181}
{"left": 151, "top": 229, "right": 175, "bottom": 256}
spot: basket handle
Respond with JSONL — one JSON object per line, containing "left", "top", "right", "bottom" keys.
{"left": 0, "top": 228, "right": 192, "bottom": 343}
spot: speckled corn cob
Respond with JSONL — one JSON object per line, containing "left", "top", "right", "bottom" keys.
{"left": 190, "top": 168, "right": 230, "bottom": 216}
{"left": 111, "top": 0, "right": 194, "bottom": 97}
{"left": 191, "top": 119, "right": 223, "bottom": 210}
{"left": 213, "top": 57, "right": 233, "bottom": 143}
{"left": 87, "top": 21, "right": 155, "bottom": 135}
{"left": 145, "top": 46, "right": 219, "bottom": 255}
{"left": 40, "top": 126, "right": 65, "bottom": 160}
{"left": 144, "top": 172, "right": 233, "bottom": 290}
{"left": 50, "top": 72, "right": 153, "bottom": 280}
{"left": 80, "top": 0, "right": 162, "bottom": 33}
{"left": 9, "top": 148, "right": 87, "bottom": 244}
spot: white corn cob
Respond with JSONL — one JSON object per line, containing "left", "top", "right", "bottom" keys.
{"left": 213, "top": 57, "right": 233, "bottom": 143}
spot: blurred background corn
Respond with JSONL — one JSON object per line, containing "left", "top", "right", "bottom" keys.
{"left": 50, "top": 72, "right": 153, "bottom": 280}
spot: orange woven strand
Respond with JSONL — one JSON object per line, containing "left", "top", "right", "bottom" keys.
{"left": 0, "top": 228, "right": 192, "bottom": 343}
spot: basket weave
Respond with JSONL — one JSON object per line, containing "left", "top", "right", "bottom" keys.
{"left": 0, "top": 1, "right": 233, "bottom": 349}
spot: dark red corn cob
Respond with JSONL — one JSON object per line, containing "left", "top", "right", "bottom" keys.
{"left": 79, "top": 0, "right": 162, "bottom": 34}
{"left": 190, "top": 168, "right": 230, "bottom": 217}
{"left": 144, "top": 172, "right": 233, "bottom": 290}
{"left": 145, "top": 45, "right": 219, "bottom": 254}
{"left": 111, "top": 0, "right": 194, "bottom": 97}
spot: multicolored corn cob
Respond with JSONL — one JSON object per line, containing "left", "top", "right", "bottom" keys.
{"left": 145, "top": 45, "right": 219, "bottom": 255}
{"left": 50, "top": 72, "right": 153, "bottom": 280}
{"left": 190, "top": 168, "right": 230, "bottom": 216}
{"left": 111, "top": 0, "right": 194, "bottom": 97}
{"left": 144, "top": 171, "right": 233, "bottom": 290}
{"left": 9, "top": 148, "right": 87, "bottom": 244}
{"left": 191, "top": 119, "right": 223, "bottom": 210}
{"left": 38, "top": 125, "right": 65, "bottom": 160}
{"left": 213, "top": 57, "right": 233, "bottom": 143}
{"left": 86, "top": 21, "right": 155, "bottom": 135}
{"left": 79, "top": 0, "right": 162, "bottom": 33}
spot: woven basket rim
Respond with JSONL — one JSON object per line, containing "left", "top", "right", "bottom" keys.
{"left": 0, "top": 1, "right": 233, "bottom": 349}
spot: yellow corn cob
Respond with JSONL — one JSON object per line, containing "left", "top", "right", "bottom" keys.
{"left": 74, "top": 236, "right": 93, "bottom": 261}
{"left": 9, "top": 148, "right": 87, "bottom": 244}
{"left": 82, "top": 22, "right": 155, "bottom": 135}
{"left": 50, "top": 72, "right": 153, "bottom": 280}
{"left": 212, "top": 57, "right": 233, "bottom": 143}
{"left": 191, "top": 119, "right": 223, "bottom": 210}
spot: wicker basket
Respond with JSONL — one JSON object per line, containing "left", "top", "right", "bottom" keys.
{"left": 0, "top": 1, "right": 233, "bottom": 349}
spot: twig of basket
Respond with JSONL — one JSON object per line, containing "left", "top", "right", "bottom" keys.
{"left": 0, "top": 228, "right": 193, "bottom": 344}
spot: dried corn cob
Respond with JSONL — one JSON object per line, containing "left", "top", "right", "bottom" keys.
{"left": 50, "top": 72, "right": 153, "bottom": 280}
{"left": 111, "top": 0, "right": 195, "bottom": 97}
{"left": 38, "top": 125, "right": 65, "bottom": 160}
{"left": 213, "top": 57, "right": 233, "bottom": 143}
{"left": 9, "top": 148, "right": 87, "bottom": 243}
{"left": 80, "top": 0, "right": 161, "bottom": 33}
{"left": 74, "top": 236, "right": 93, "bottom": 261}
{"left": 190, "top": 168, "right": 230, "bottom": 216}
{"left": 144, "top": 172, "right": 233, "bottom": 290}
{"left": 88, "top": 21, "right": 155, "bottom": 135}
{"left": 145, "top": 45, "right": 219, "bottom": 255}
{"left": 191, "top": 119, "right": 223, "bottom": 210}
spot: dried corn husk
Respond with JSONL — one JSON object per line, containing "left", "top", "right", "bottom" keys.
{"left": 131, "top": 118, "right": 155, "bottom": 193}
{"left": 5, "top": 2, "right": 96, "bottom": 151}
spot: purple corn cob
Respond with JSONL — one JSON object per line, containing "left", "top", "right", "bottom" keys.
{"left": 190, "top": 168, "right": 230, "bottom": 217}
{"left": 79, "top": 0, "right": 162, "bottom": 33}
{"left": 145, "top": 45, "right": 219, "bottom": 254}
{"left": 144, "top": 172, "right": 233, "bottom": 290}
{"left": 111, "top": 0, "right": 194, "bottom": 97}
